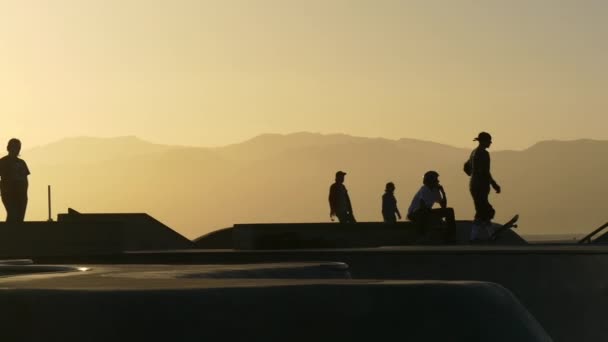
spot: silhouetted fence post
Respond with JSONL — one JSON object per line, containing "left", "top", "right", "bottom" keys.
{"left": 47, "top": 185, "right": 53, "bottom": 222}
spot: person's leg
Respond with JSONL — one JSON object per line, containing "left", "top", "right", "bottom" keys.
{"left": 470, "top": 187, "right": 484, "bottom": 240}
{"left": 408, "top": 210, "right": 425, "bottom": 239}
{"left": 1, "top": 191, "right": 11, "bottom": 222}
{"left": 471, "top": 188, "right": 482, "bottom": 222}
{"left": 431, "top": 208, "right": 456, "bottom": 242}
{"left": 487, "top": 203, "right": 496, "bottom": 221}
{"left": 336, "top": 211, "right": 348, "bottom": 223}
{"left": 383, "top": 213, "right": 396, "bottom": 224}
{"left": 14, "top": 191, "right": 27, "bottom": 222}
{"left": 2, "top": 187, "right": 22, "bottom": 223}
{"left": 478, "top": 187, "right": 494, "bottom": 236}
{"left": 346, "top": 211, "right": 356, "bottom": 223}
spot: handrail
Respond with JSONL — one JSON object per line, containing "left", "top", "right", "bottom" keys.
{"left": 578, "top": 222, "right": 608, "bottom": 244}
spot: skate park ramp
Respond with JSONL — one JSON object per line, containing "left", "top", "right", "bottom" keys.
{"left": 57, "top": 210, "right": 194, "bottom": 251}
{"left": 0, "top": 263, "right": 551, "bottom": 342}
{"left": 0, "top": 210, "right": 193, "bottom": 258}
{"left": 193, "top": 226, "right": 233, "bottom": 249}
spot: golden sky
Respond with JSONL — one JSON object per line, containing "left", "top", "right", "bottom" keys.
{"left": 0, "top": 0, "right": 606, "bottom": 150}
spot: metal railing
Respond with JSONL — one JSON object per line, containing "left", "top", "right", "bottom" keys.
{"left": 578, "top": 222, "right": 608, "bottom": 244}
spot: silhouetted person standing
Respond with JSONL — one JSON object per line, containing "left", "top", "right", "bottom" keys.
{"left": 464, "top": 132, "right": 501, "bottom": 241}
{"left": 382, "top": 182, "right": 401, "bottom": 223}
{"left": 329, "top": 171, "right": 356, "bottom": 223}
{"left": 0, "top": 139, "right": 30, "bottom": 223}
{"left": 407, "top": 171, "right": 456, "bottom": 242}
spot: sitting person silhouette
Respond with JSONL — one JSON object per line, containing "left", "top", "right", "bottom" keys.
{"left": 382, "top": 182, "right": 401, "bottom": 223}
{"left": 407, "top": 171, "right": 456, "bottom": 242}
{"left": 0, "top": 138, "right": 30, "bottom": 223}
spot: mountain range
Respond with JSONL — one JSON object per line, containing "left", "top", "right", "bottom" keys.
{"left": 21, "top": 133, "right": 608, "bottom": 239}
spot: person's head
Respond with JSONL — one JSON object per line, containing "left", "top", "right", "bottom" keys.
{"left": 423, "top": 171, "right": 440, "bottom": 188}
{"left": 385, "top": 182, "right": 395, "bottom": 193}
{"left": 474, "top": 132, "right": 492, "bottom": 149}
{"left": 7, "top": 138, "right": 21, "bottom": 157}
{"left": 335, "top": 171, "right": 346, "bottom": 184}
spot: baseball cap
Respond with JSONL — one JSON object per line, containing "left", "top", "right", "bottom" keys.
{"left": 335, "top": 171, "right": 347, "bottom": 177}
{"left": 473, "top": 132, "right": 492, "bottom": 142}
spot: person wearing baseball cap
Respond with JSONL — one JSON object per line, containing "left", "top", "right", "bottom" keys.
{"left": 328, "top": 171, "right": 356, "bottom": 223}
{"left": 463, "top": 132, "right": 501, "bottom": 241}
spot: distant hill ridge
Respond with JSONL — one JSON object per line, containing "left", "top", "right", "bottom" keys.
{"left": 26, "top": 133, "right": 607, "bottom": 160}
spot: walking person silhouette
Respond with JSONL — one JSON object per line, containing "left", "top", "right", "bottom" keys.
{"left": 382, "top": 182, "right": 401, "bottom": 223}
{"left": 464, "top": 132, "right": 501, "bottom": 241}
{"left": 0, "top": 139, "right": 30, "bottom": 223}
{"left": 329, "top": 171, "right": 356, "bottom": 223}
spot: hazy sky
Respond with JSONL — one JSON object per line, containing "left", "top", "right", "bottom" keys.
{"left": 0, "top": 0, "right": 606, "bottom": 150}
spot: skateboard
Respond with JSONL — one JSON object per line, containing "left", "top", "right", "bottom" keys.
{"left": 490, "top": 214, "right": 519, "bottom": 240}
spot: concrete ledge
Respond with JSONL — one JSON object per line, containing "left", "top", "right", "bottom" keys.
{"left": 0, "top": 222, "right": 124, "bottom": 258}
{"left": 224, "top": 221, "right": 526, "bottom": 250}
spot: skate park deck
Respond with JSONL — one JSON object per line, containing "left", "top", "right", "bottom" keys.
{"left": 0, "top": 212, "right": 605, "bottom": 341}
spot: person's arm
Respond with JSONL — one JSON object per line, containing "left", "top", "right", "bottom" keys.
{"left": 487, "top": 154, "right": 501, "bottom": 194}
{"left": 438, "top": 186, "right": 447, "bottom": 209}
{"left": 490, "top": 176, "right": 501, "bottom": 193}
{"left": 24, "top": 160, "right": 30, "bottom": 176}
{"left": 479, "top": 151, "right": 500, "bottom": 193}
{"left": 346, "top": 192, "right": 356, "bottom": 222}
{"left": 382, "top": 195, "right": 389, "bottom": 215}
{"left": 346, "top": 190, "right": 354, "bottom": 214}
{"left": 463, "top": 158, "right": 472, "bottom": 176}
{"left": 328, "top": 185, "right": 336, "bottom": 218}
{"left": 390, "top": 195, "right": 401, "bottom": 219}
